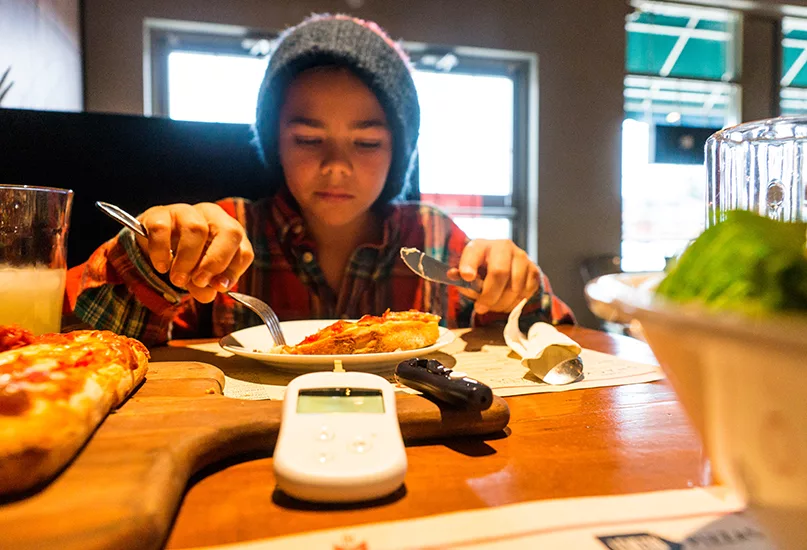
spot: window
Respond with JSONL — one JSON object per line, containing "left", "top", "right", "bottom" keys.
{"left": 146, "top": 21, "right": 537, "bottom": 253}
{"left": 622, "top": 2, "right": 740, "bottom": 271}
{"left": 780, "top": 17, "right": 807, "bottom": 220}
{"left": 782, "top": 17, "right": 807, "bottom": 116}
{"left": 166, "top": 51, "right": 268, "bottom": 123}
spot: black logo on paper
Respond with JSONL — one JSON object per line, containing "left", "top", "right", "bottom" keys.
{"left": 597, "top": 514, "right": 771, "bottom": 549}
{"left": 598, "top": 533, "right": 682, "bottom": 549}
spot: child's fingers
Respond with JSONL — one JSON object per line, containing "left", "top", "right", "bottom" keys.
{"left": 139, "top": 206, "right": 174, "bottom": 274}
{"left": 189, "top": 204, "right": 245, "bottom": 287}
{"left": 186, "top": 282, "right": 217, "bottom": 303}
{"left": 507, "top": 250, "right": 532, "bottom": 298}
{"left": 210, "top": 241, "right": 255, "bottom": 292}
{"left": 475, "top": 243, "right": 513, "bottom": 314}
{"left": 167, "top": 205, "right": 209, "bottom": 288}
{"left": 458, "top": 240, "right": 490, "bottom": 282}
{"left": 523, "top": 267, "right": 541, "bottom": 300}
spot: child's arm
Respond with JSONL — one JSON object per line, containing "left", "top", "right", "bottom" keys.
{"left": 66, "top": 201, "right": 254, "bottom": 345}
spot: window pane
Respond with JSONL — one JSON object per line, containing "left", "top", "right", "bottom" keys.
{"left": 624, "top": 75, "right": 738, "bottom": 127}
{"left": 167, "top": 51, "right": 268, "bottom": 123}
{"left": 780, "top": 21, "right": 807, "bottom": 220}
{"left": 621, "top": 118, "right": 721, "bottom": 272}
{"left": 782, "top": 17, "right": 807, "bottom": 88}
{"left": 413, "top": 71, "right": 513, "bottom": 196}
{"left": 780, "top": 86, "right": 807, "bottom": 116}
{"left": 626, "top": 2, "right": 737, "bottom": 81}
{"left": 452, "top": 216, "right": 512, "bottom": 241}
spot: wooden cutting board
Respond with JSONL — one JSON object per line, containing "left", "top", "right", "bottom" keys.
{"left": 0, "top": 361, "right": 510, "bottom": 550}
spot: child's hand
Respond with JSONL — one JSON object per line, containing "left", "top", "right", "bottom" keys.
{"left": 449, "top": 239, "right": 541, "bottom": 315}
{"left": 134, "top": 203, "right": 254, "bottom": 303}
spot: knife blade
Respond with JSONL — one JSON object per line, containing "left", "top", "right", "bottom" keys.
{"left": 399, "top": 247, "right": 483, "bottom": 293}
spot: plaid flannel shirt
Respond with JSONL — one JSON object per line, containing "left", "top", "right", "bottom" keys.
{"left": 65, "top": 193, "right": 574, "bottom": 345}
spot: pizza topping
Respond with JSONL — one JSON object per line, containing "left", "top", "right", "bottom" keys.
{"left": 0, "top": 326, "right": 150, "bottom": 495}
{"left": 0, "top": 385, "right": 32, "bottom": 416}
{"left": 0, "top": 325, "right": 35, "bottom": 353}
{"left": 273, "top": 310, "right": 441, "bottom": 355}
{"left": 299, "top": 320, "right": 349, "bottom": 345}
{"left": 19, "top": 370, "right": 50, "bottom": 384}
{"left": 0, "top": 352, "right": 34, "bottom": 374}
{"left": 0, "top": 329, "right": 151, "bottom": 405}
{"left": 357, "top": 314, "right": 384, "bottom": 325}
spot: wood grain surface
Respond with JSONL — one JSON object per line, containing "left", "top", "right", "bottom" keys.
{"left": 0, "top": 362, "right": 510, "bottom": 550}
{"left": 164, "top": 326, "right": 708, "bottom": 549}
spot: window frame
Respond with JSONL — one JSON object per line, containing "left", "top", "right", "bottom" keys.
{"left": 145, "top": 19, "right": 539, "bottom": 257}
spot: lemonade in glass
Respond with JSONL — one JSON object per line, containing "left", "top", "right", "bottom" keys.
{"left": 0, "top": 185, "right": 73, "bottom": 335}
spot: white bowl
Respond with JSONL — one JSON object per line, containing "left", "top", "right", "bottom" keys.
{"left": 585, "top": 273, "right": 807, "bottom": 549}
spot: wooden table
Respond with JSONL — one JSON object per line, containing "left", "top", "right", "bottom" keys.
{"left": 162, "top": 326, "right": 707, "bottom": 549}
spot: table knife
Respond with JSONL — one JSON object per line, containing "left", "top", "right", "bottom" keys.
{"left": 399, "top": 247, "right": 483, "bottom": 293}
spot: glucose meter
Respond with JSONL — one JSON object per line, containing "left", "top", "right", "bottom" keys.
{"left": 273, "top": 371, "right": 407, "bottom": 503}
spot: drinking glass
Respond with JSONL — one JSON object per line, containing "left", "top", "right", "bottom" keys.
{"left": 706, "top": 116, "right": 807, "bottom": 228}
{"left": 0, "top": 185, "right": 73, "bottom": 334}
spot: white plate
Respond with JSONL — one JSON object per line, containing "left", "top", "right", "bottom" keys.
{"left": 219, "top": 319, "right": 456, "bottom": 371}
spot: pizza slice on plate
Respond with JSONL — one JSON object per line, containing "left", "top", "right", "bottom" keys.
{"left": 0, "top": 326, "right": 149, "bottom": 494}
{"left": 275, "top": 310, "right": 441, "bottom": 355}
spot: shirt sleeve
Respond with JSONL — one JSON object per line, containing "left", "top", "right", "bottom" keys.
{"left": 65, "top": 228, "right": 196, "bottom": 345}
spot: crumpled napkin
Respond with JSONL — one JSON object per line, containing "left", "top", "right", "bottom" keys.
{"left": 503, "top": 298, "right": 582, "bottom": 382}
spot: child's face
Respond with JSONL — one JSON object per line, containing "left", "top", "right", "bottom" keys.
{"left": 278, "top": 67, "right": 393, "bottom": 229}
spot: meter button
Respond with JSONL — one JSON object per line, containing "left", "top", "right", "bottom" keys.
{"left": 316, "top": 452, "right": 332, "bottom": 464}
{"left": 315, "top": 426, "right": 334, "bottom": 441}
{"left": 349, "top": 437, "right": 372, "bottom": 454}
{"left": 448, "top": 370, "right": 468, "bottom": 380}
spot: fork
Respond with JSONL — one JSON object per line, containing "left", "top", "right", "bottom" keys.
{"left": 225, "top": 292, "right": 286, "bottom": 346}
{"left": 95, "top": 201, "right": 287, "bottom": 346}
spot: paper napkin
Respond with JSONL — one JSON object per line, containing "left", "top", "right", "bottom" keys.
{"left": 503, "top": 298, "right": 582, "bottom": 382}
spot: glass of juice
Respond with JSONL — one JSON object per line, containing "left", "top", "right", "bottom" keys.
{"left": 0, "top": 185, "right": 73, "bottom": 334}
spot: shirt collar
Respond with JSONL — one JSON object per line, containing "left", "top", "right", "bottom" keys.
{"left": 269, "top": 188, "right": 306, "bottom": 247}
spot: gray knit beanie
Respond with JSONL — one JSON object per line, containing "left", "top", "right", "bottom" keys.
{"left": 252, "top": 14, "right": 420, "bottom": 207}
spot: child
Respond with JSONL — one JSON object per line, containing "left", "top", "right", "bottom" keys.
{"left": 66, "top": 14, "right": 574, "bottom": 345}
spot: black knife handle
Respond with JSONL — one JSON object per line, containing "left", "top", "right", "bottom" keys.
{"left": 395, "top": 358, "right": 493, "bottom": 411}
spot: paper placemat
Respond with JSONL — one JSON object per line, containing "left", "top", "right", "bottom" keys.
{"left": 191, "top": 486, "right": 774, "bottom": 550}
{"left": 158, "top": 330, "right": 663, "bottom": 400}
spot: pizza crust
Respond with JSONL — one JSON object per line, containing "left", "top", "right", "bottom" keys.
{"left": 0, "top": 395, "right": 102, "bottom": 494}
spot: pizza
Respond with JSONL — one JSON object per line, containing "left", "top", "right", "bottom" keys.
{"left": 274, "top": 310, "right": 441, "bottom": 355}
{"left": 0, "top": 325, "right": 149, "bottom": 494}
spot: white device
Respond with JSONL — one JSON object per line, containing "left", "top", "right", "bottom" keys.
{"left": 273, "top": 371, "right": 407, "bottom": 503}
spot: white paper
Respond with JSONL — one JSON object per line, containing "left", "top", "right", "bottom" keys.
{"left": 169, "top": 335, "right": 664, "bottom": 401}
{"left": 189, "top": 486, "right": 772, "bottom": 550}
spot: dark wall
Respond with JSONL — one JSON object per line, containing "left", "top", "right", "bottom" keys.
{"left": 0, "top": 108, "right": 269, "bottom": 267}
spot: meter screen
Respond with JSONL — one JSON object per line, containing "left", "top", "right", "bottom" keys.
{"left": 296, "top": 388, "right": 385, "bottom": 414}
